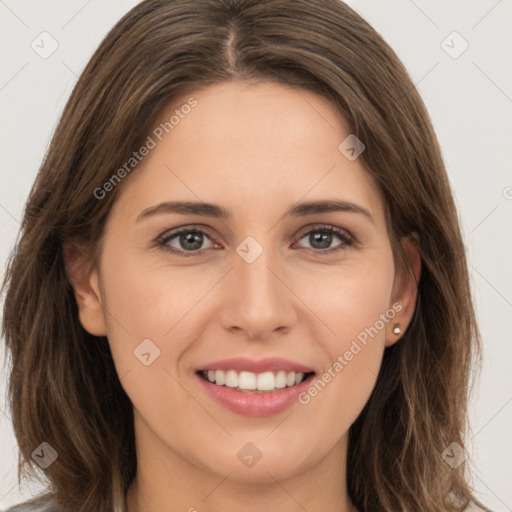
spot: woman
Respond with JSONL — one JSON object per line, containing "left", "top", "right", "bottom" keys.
{"left": 1, "top": 0, "right": 491, "bottom": 511}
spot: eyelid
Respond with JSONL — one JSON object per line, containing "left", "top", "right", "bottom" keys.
{"left": 295, "top": 223, "right": 353, "bottom": 241}
{"left": 158, "top": 224, "right": 214, "bottom": 241}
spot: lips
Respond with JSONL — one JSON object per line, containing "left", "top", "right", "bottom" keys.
{"left": 196, "top": 356, "right": 315, "bottom": 374}
{"left": 194, "top": 356, "right": 316, "bottom": 416}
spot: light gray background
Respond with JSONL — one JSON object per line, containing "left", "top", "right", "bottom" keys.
{"left": 1, "top": 0, "right": 511, "bottom": 509}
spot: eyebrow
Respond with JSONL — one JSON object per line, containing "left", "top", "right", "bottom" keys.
{"left": 136, "top": 199, "right": 374, "bottom": 223}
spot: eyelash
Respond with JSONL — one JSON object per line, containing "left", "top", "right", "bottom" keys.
{"left": 157, "top": 224, "right": 355, "bottom": 257}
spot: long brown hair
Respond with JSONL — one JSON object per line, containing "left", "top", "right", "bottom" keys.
{"left": 2, "top": 1, "right": 489, "bottom": 510}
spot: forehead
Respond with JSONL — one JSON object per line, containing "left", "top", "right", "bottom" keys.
{"left": 110, "top": 81, "right": 385, "bottom": 228}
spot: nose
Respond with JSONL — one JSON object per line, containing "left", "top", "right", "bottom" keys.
{"left": 218, "top": 243, "right": 298, "bottom": 341}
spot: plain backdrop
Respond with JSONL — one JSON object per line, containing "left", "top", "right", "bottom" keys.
{"left": 1, "top": 0, "right": 511, "bottom": 510}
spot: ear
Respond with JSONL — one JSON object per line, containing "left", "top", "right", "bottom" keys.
{"left": 385, "top": 234, "right": 421, "bottom": 347}
{"left": 63, "top": 243, "right": 108, "bottom": 336}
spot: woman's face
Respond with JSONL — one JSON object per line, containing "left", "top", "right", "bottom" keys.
{"left": 73, "top": 81, "right": 418, "bottom": 485}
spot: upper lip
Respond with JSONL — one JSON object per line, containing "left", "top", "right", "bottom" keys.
{"left": 197, "top": 357, "right": 315, "bottom": 374}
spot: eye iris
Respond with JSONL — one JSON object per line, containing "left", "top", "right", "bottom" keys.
{"left": 310, "top": 231, "right": 332, "bottom": 249}
{"left": 180, "top": 231, "right": 203, "bottom": 250}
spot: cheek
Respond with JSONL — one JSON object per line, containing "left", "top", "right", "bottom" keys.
{"left": 297, "top": 251, "right": 395, "bottom": 427}
{"left": 101, "top": 241, "right": 199, "bottom": 331}
{"left": 98, "top": 249, "right": 219, "bottom": 378}
{"left": 306, "top": 247, "right": 395, "bottom": 345}
{"left": 97, "top": 256, "right": 207, "bottom": 435}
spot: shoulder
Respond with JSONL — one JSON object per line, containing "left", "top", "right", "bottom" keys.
{"left": 1, "top": 494, "right": 59, "bottom": 512}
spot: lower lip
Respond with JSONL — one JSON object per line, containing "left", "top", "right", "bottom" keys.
{"left": 195, "top": 372, "right": 315, "bottom": 417}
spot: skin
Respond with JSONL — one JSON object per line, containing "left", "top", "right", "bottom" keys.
{"left": 67, "top": 81, "right": 420, "bottom": 512}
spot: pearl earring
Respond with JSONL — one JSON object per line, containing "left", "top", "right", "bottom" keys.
{"left": 393, "top": 323, "right": 402, "bottom": 335}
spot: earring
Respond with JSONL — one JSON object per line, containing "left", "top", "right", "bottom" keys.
{"left": 393, "top": 322, "right": 402, "bottom": 335}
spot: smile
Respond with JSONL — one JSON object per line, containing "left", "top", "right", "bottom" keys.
{"left": 197, "top": 369, "right": 314, "bottom": 393}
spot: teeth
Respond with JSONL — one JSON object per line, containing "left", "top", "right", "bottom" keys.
{"left": 257, "top": 371, "right": 275, "bottom": 390}
{"left": 275, "top": 371, "right": 287, "bottom": 389}
{"left": 202, "top": 369, "right": 308, "bottom": 391}
{"left": 239, "top": 371, "right": 257, "bottom": 390}
{"left": 215, "top": 369, "right": 225, "bottom": 386}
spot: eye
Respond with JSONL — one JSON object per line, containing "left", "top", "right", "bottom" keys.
{"left": 294, "top": 224, "right": 354, "bottom": 253}
{"left": 158, "top": 227, "right": 216, "bottom": 256}
{"left": 157, "top": 224, "right": 354, "bottom": 257}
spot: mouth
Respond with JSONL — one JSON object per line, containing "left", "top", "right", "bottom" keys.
{"left": 195, "top": 368, "right": 316, "bottom": 416}
{"left": 194, "top": 356, "right": 317, "bottom": 416}
{"left": 195, "top": 369, "right": 316, "bottom": 393}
